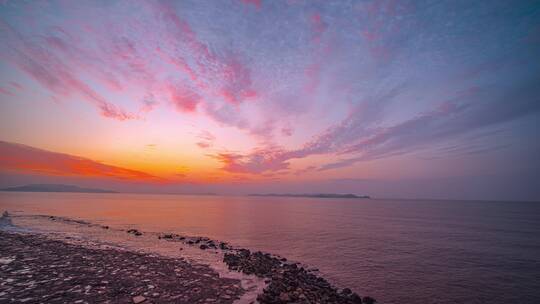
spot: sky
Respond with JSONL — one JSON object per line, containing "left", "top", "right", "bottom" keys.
{"left": 1, "top": 0, "right": 539, "bottom": 201}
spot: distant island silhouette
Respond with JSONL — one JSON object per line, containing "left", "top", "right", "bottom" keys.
{"left": 248, "top": 193, "right": 370, "bottom": 199}
{"left": 1, "top": 184, "right": 116, "bottom": 193}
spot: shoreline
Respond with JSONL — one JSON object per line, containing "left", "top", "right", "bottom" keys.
{"left": 0, "top": 230, "right": 243, "bottom": 304}
{"left": 0, "top": 213, "right": 374, "bottom": 304}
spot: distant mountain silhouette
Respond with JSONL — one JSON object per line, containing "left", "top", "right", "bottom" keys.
{"left": 248, "top": 193, "right": 370, "bottom": 199}
{"left": 1, "top": 184, "right": 116, "bottom": 193}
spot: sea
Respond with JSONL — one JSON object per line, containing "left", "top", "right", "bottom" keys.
{"left": 1, "top": 192, "right": 539, "bottom": 304}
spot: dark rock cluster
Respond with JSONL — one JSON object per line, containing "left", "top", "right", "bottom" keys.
{"left": 154, "top": 230, "right": 375, "bottom": 303}
{"left": 127, "top": 229, "right": 143, "bottom": 236}
{"left": 47, "top": 215, "right": 92, "bottom": 226}
{"left": 223, "top": 249, "right": 375, "bottom": 304}
{"left": 158, "top": 233, "right": 231, "bottom": 251}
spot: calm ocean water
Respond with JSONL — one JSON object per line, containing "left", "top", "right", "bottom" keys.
{"left": 1, "top": 192, "right": 539, "bottom": 303}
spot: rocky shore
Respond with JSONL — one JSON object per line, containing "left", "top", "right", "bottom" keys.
{"left": 224, "top": 250, "right": 374, "bottom": 304}
{"left": 1, "top": 213, "right": 375, "bottom": 304}
{"left": 0, "top": 231, "right": 243, "bottom": 303}
{"left": 158, "top": 234, "right": 376, "bottom": 304}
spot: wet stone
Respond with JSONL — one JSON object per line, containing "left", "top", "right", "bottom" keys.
{"left": 132, "top": 295, "right": 146, "bottom": 303}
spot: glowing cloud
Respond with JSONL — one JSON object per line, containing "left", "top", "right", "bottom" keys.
{"left": 0, "top": 141, "right": 159, "bottom": 182}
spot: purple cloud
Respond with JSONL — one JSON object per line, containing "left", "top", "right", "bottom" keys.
{"left": 215, "top": 82, "right": 540, "bottom": 174}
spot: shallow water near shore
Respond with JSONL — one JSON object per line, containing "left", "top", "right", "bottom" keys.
{"left": 1, "top": 192, "right": 540, "bottom": 303}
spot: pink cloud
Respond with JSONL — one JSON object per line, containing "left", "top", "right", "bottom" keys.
{"left": 213, "top": 146, "right": 291, "bottom": 174}
{"left": 281, "top": 126, "right": 293, "bottom": 137}
{"left": 2, "top": 3, "right": 259, "bottom": 123}
{"left": 303, "top": 61, "right": 322, "bottom": 94}
{"left": 361, "top": 30, "right": 378, "bottom": 42}
{"left": 9, "top": 81, "right": 23, "bottom": 89}
{"left": 240, "top": 0, "right": 262, "bottom": 10}
{"left": 140, "top": 93, "right": 158, "bottom": 113}
{"left": 153, "top": 2, "right": 258, "bottom": 105}
{"left": 218, "top": 54, "right": 258, "bottom": 104}
{"left": 356, "top": 0, "right": 416, "bottom": 61}
{"left": 196, "top": 130, "right": 216, "bottom": 149}
{"left": 294, "top": 165, "right": 317, "bottom": 176}
{"left": 0, "top": 87, "right": 14, "bottom": 96}
{"left": 43, "top": 31, "right": 127, "bottom": 93}
{"left": 155, "top": 46, "right": 200, "bottom": 84}
{"left": 1, "top": 21, "right": 136, "bottom": 120}
{"left": 199, "top": 130, "right": 216, "bottom": 141}
{"left": 196, "top": 142, "right": 211, "bottom": 149}
{"left": 310, "top": 13, "right": 328, "bottom": 44}
{"left": 20, "top": 56, "right": 134, "bottom": 120}
{"left": 167, "top": 84, "right": 200, "bottom": 112}
{"left": 302, "top": 11, "right": 332, "bottom": 95}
